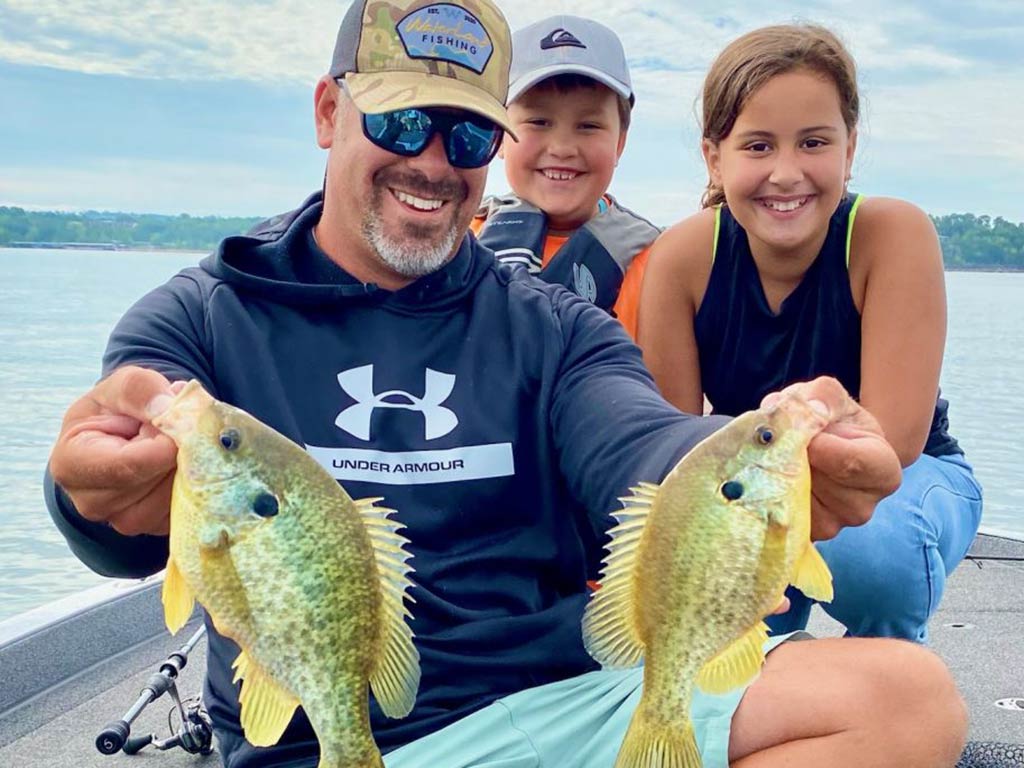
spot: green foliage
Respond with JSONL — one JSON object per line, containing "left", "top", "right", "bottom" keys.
{"left": 931, "top": 213, "right": 1024, "bottom": 270}
{"left": 1, "top": 207, "right": 1020, "bottom": 269}
{"left": 0, "top": 207, "right": 263, "bottom": 251}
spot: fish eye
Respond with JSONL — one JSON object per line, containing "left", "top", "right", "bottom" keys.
{"left": 755, "top": 426, "right": 774, "bottom": 446}
{"left": 219, "top": 428, "right": 242, "bottom": 451}
{"left": 720, "top": 480, "right": 745, "bottom": 501}
{"left": 252, "top": 492, "right": 279, "bottom": 518}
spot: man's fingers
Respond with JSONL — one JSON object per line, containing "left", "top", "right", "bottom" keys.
{"left": 770, "top": 597, "right": 792, "bottom": 615}
{"left": 764, "top": 376, "right": 853, "bottom": 421}
{"left": 98, "top": 367, "right": 176, "bottom": 422}
{"left": 104, "top": 473, "right": 175, "bottom": 536}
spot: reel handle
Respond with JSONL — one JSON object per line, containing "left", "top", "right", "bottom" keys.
{"left": 95, "top": 720, "right": 130, "bottom": 755}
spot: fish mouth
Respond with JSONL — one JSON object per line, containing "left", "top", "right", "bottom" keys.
{"left": 764, "top": 393, "right": 829, "bottom": 437}
{"left": 152, "top": 380, "right": 215, "bottom": 443}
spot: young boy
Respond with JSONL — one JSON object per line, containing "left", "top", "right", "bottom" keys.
{"left": 472, "top": 15, "right": 659, "bottom": 339}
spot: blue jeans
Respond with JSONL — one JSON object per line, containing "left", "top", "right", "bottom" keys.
{"left": 766, "top": 453, "right": 982, "bottom": 643}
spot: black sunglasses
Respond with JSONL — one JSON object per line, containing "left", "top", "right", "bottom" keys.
{"left": 338, "top": 79, "right": 502, "bottom": 169}
{"left": 362, "top": 108, "right": 502, "bottom": 169}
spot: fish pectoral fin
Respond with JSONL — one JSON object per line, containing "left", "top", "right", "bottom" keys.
{"left": 791, "top": 543, "right": 834, "bottom": 603}
{"left": 356, "top": 497, "right": 421, "bottom": 719}
{"left": 581, "top": 483, "right": 657, "bottom": 670}
{"left": 162, "top": 556, "right": 195, "bottom": 635}
{"left": 232, "top": 650, "right": 299, "bottom": 747}
{"left": 696, "top": 621, "right": 769, "bottom": 695}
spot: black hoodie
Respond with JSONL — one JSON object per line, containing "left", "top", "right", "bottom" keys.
{"left": 46, "top": 192, "right": 724, "bottom": 766}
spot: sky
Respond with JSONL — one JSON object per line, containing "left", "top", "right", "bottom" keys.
{"left": 1, "top": 0, "right": 1022, "bottom": 225}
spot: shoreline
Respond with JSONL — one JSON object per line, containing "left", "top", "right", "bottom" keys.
{"left": 2, "top": 244, "right": 1021, "bottom": 272}
{"left": 0, "top": 244, "right": 209, "bottom": 255}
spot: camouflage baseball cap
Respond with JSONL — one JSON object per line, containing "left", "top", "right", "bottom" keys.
{"left": 330, "top": 0, "right": 514, "bottom": 134}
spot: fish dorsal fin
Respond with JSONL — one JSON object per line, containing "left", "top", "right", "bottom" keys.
{"left": 696, "top": 621, "right": 769, "bottom": 695}
{"left": 791, "top": 543, "right": 834, "bottom": 602}
{"left": 355, "top": 497, "right": 421, "bottom": 719}
{"left": 232, "top": 649, "right": 299, "bottom": 747}
{"left": 581, "top": 482, "right": 659, "bottom": 669}
{"left": 162, "top": 555, "right": 195, "bottom": 635}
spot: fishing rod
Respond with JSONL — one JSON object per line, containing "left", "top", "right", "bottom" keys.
{"left": 95, "top": 625, "right": 214, "bottom": 757}
{"left": 965, "top": 555, "right": 1024, "bottom": 565}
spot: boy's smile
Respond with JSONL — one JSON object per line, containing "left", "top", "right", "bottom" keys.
{"left": 502, "top": 84, "right": 626, "bottom": 233}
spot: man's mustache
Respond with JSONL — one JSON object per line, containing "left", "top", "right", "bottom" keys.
{"left": 374, "top": 170, "right": 467, "bottom": 203}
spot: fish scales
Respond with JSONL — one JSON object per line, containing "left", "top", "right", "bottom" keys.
{"left": 155, "top": 380, "right": 419, "bottom": 768}
{"left": 584, "top": 393, "right": 833, "bottom": 768}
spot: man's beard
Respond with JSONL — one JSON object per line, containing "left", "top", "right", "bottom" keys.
{"left": 363, "top": 170, "right": 466, "bottom": 279}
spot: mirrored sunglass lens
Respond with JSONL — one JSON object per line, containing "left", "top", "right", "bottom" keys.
{"left": 447, "top": 121, "right": 500, "bottom": 168}
{"left": 364, "top": 110, "right": 432, "bottom": 154}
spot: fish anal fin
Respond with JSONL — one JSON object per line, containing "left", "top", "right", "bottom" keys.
{"left": 232, "top": 650, "right": 299, "bottom": 747}
{"left": 581, "top": 485, "right": 655, "bottom": 669}
{"left": 355, "top": 498, "right": 421, "bottom": 719}
{"left": 162, "top": 556, "right": 195, "bottom": 635}
{"left": 791, "top": 543, "right": 834, "bottom": 603}
{"left": 696, "top": 621, "right": 769, "bottom": 695}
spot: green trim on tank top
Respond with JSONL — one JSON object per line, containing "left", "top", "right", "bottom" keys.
{"left": 845, "top": 193, "right": 865, "bottom": 269}
{"left": 711, "top": 205, "right": 722, "bottom": 265}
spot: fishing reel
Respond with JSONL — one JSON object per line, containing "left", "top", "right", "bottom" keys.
{"left": 95, "top": 625, "right": 214, "bottom": 756}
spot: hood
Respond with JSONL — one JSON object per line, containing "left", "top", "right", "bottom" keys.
{"left": 200, "top": 191, "right": 495, "bottom": 312}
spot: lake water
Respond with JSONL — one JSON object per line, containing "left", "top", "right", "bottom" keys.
{"left": 0, "top": 248, "right": 1021, "bottom": 624}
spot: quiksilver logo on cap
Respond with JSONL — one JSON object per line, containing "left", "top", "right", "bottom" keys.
{"left": 540, "top": 28, "right": 586, "bottom": 50}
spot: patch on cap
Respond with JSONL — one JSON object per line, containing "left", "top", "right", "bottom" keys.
{"left": 540, "top": 28, "right": 585, "bottom": 50}
{"left": 397, "top": 3, "right": 494, "bottom": 74}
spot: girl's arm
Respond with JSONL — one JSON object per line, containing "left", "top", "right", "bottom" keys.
{"left": 636, "top": 209, "right": 717, "bottom": 415}
{"left": 850, "top": 197, "right": 947, "bottom": 467}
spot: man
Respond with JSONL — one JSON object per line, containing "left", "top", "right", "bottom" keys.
{"left": 46, "top": 1, "right": 966, "bottom": 766}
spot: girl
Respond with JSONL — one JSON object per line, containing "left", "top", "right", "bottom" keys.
{"left": 638, "top": 24, "right": 982, "bottom": 642}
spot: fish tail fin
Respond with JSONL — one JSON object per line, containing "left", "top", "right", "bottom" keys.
{"left": 316, "top": 751, "right": 384, "bottom": 768}
{"left": 615, "top": 705, "right": 702, "bottom": 768}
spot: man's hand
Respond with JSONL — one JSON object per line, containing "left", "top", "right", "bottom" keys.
{"left": 762, "top": 377, "right": 901, "bottom": 541}
{"left": 49, "top": 366, "right": 184, "bottom": 536}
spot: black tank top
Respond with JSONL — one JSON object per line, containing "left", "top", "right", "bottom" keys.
{"left": 694, "top": 195, "right": 961, "bottom": 457}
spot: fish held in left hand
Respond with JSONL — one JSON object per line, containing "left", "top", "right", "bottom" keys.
{"left": 583, "top": 392, "right": 834, "bottom": 768}
{"left": 152, "top": 380, "right": 419, "bottom": 768}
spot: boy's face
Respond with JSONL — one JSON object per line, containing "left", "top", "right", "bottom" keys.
{"left": 501, "top": 82, "right": 627, "bottom": 232}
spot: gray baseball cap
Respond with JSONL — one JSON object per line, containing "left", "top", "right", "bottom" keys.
{"left": 508, "top": 15, "right": 634, "bottom": 106}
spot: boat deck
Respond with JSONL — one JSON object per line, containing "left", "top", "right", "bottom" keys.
{"left": 1, "top": 533, "right": 1022, "bottom": 767}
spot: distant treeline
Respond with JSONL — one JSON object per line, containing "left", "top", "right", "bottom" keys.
{"left": 931, "top": 213, "right": 1024, "bottom": 270}
{"left": 0, "top": 207, "right": 262, "bottom": 252}
{"left": 0, "top": 206, "right": 1021, "bottom": 268}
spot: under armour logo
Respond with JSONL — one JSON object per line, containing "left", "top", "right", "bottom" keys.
{"left": 336, "top": 365, "right": 458, "bottom": 441}
{"left": 540, "top": 28, "right": 586, "bottom": 50}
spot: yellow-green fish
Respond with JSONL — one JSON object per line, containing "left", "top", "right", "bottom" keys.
{"left": 582, "top": 392, "right": 834, "bottom": 768}
{"left": 153, "top": 380, "right": 419, "bottom": 768}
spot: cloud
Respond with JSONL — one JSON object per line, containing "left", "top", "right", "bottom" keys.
{"left": 0, "top": 0, "right": 329, "bottom": 83}
{"left": 1, "top": 0, "right": 1021, "bottom": 220}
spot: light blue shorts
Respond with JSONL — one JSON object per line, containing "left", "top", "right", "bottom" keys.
{"left": 385, "top": 633, "right": 794, "bottom": 768}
